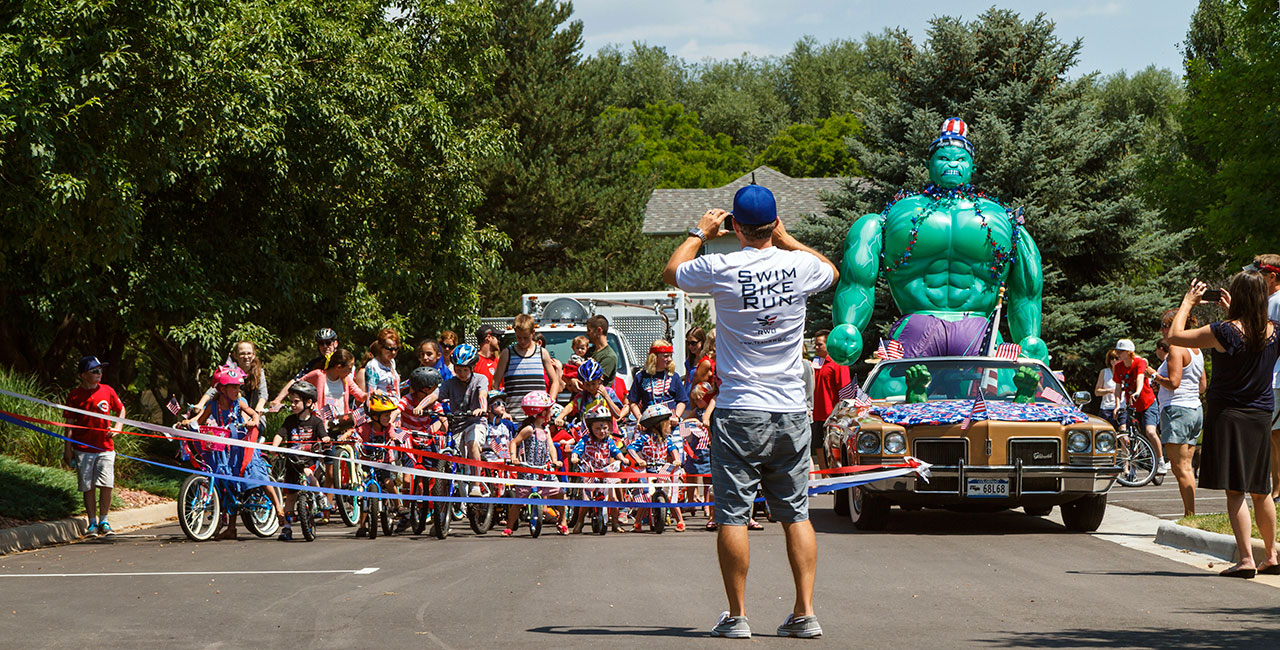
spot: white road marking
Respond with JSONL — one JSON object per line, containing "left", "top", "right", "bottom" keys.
{"left": 0, "top": 568, "right": 380, "bottom": 578}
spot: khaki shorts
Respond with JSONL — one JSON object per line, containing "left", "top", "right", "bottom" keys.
{"left": 710, "top": 409, "right": 810, "bottom": 525}
{"left": 76, "top": 451, "right": 115, "bottom": 492}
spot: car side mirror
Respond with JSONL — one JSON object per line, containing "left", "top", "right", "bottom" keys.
{"left": 1071, "top": 391, "right": 1091, "bottom": 406}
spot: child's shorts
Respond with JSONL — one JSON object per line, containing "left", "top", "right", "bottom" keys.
{"left": 76, "top": 451, "right": 115, "bottom": 492}
{"left": 512, "top": 483, "right": 562, "bottom": 499}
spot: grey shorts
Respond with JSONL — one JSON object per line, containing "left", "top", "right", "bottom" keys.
{"left": 460, "top": 421, "right": 485, "bottom": 448}
{"left": 76, "top": 451, "right": 115, "bottom": 492}
{"left": 1160, "top": 405, "right": 1203, "bottom": 446}
{"left": 710, "top": 409, "right": 810, "bottom": 526}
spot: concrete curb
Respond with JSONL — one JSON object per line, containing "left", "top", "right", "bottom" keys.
{"left": 0, "top": 502, "right": 176, "bottom": 556}
{"left": 1154, "top": 520, "right": 1269, "bottom": 563}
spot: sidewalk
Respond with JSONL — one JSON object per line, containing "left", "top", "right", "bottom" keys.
{"left": 0, "top": 502, "right": 176, "bottom": 555}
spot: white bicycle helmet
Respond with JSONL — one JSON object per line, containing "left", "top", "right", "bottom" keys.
{"left": 639, "top": 403, "right": 673, "bottom": 429}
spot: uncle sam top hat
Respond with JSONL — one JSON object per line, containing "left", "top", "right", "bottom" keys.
{"left": 928, "top": 117, "right": 974, "bottom": 156}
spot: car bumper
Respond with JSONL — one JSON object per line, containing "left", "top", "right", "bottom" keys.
{"left": 853, "top": 461, "right": 1120, "bottom": 505}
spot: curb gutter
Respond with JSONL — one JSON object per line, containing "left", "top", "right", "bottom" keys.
{"left": 0, "top": 502, "right": 176, "bottom": 556}
{"left": 1155, "top": 520, "right": 1270, "bottom": 563}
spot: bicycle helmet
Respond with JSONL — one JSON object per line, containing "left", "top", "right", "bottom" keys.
{"left": 288, "top": 381, "right": 318, "bottom": 403}
{"left": 639, "top": 403, "right": 673, "bottom": 429}
{"left": 578, "top": 358, "right": 604, "bottom": 383}
{"left": 366, "top": 390, "right": 399, "bottom": 414}
{"left": 212, "top": 366, "right": 245, "bottom": 387}
{"left": 584, "top": 404, "right": 613, "bottom": 424}
{"left": 488, "top": 389, "right": 507, "bottom": 405}
{"left": 409, "top": 366, "right": 443, "bottom": 392}
{"left": 549, "top": 403, "right": 564, "bottom": 421}
{"left": 451, "top": 343, "right": 479, "bottom": 367}
{"left": 521, "top": 390, "right": 554, "bottom": 415}
{"left": 315, "top": 328, "right": 338, "bottom": 343}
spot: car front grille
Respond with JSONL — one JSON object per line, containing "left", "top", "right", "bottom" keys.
{"left": 913, "top": 439, "right": 966, "bottom": 493}
{"left": 1009, "top": 439, "right": 1060, "bottom": 492}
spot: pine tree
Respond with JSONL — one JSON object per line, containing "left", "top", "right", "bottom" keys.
{"left": 793, "top": 8, "right": 1196, "bottom": 385}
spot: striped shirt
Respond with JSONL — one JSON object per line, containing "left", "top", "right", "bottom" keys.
{"left": 503, "top": 344, "right": 547, "bottom": 419}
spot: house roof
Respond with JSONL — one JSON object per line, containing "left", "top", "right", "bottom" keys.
{"left": 642, "top": 166, "right": 855, "bottom": 235}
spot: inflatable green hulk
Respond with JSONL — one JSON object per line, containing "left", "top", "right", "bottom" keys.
{"left": 826, "top": 118, "right": 1047, "bottom": 365}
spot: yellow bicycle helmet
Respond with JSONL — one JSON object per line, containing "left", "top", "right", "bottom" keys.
{"left": 366, "top": 390, "right": 399, "bottom": 414}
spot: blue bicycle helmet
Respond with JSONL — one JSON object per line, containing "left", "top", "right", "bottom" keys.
{"left": 578, "top": 358, "right": 604, "bottom": 382}
{"left": 451, "top": 343, "right": 479, "bottom": 367}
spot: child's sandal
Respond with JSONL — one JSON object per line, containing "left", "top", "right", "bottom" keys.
{"left": 675, "top": 522, "right": 686, "bottom": 532}
{"left": 557, "top": 523, "right": 569, "bottom": 535}
{"left": 501, "top": 528, "right": 514, "bottom": 537}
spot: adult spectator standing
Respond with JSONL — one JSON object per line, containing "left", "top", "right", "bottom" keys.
{"left": 1248, "top": 255, "right": 1280, "bottom": 503}
{"left": 665, "top": 184, "right": 837, "bottom": 639}
{"left": 810, "top": 329, "right": 850, "bottom": 471}
{"left": 271, "top": 328, "right": 340, "bottom": 409}
{"left": 1152, "top": 310, "right": 1205, "bottom": 517}
{"left": 1113, "top": 338, "right": 1168, "bottom": 478}
{"left": 1167, "top": 274, "right": 1279, "bottom": 578}
{"left": 685, "top": 326, "right": 707, "bottom": 377}
{"left": 494, "top": 314, "right": 562, "bottom": 419}
{"left": 1094, "top": 350, "right": 1120, "bottom": 426}
{"left": 585, "top": 314, "right": 618, "bottom": 385}
{"left": 474, "top": 325, "right": 501, "bottom": 387}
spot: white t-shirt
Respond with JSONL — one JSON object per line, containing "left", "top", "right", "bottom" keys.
{"left": 1269, "top": 290, "right": 1280, "bottom": 389}
{"left": 676, "top": 246, "right": 834, "bottom": 412}
{"left": 325, "top": 377, "right": 348, "bottom": 416}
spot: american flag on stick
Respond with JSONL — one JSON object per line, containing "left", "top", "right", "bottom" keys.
{"left": 351, "top": 406, "right": 369, "bottom": 427}
{"left": 165, "top": 396, "right": 182, "bottom": 416}
{"left": 839, "top": 375, "right": 872, "bottom": 408}
{"left": 875, "top": 339, "right": 904, "bottom": 360}
{"left": 1039, "top": 386, "right": 1067, "bottom": 405}
{"left": 318, "top": 405, "right": 334, "bottom": 421}
{"left": 994, "top": 343, "right": 1021, "bottom": 360}
{"left": 961, "top": 397, "right": 987, "bottom": 430}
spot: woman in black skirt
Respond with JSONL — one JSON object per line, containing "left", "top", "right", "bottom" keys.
{"left": 1168, "top": 272, "right": 1279, "bottom": 578}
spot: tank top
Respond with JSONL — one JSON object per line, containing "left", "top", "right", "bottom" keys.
{"left": 518, "top": 426, "right": 553, "bottom": 468}
{"left": 1099, "top": 368, "right": 1116, "bottom": 411}
{"left": 1157, "top": 349, "right": 1203, "bottom": 409}
{"left": 504, "top": 344, "right": 547, "bottom": 418}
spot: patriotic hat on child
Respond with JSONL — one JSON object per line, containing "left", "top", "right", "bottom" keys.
{"left": 928, "top": 117, "right": 974, "bottom": 156}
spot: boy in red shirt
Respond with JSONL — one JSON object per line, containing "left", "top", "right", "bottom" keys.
{"left": 63, "top": 356, "right": 127, "bottom": 537}
{"left": 1112, "top": 339, "right": 1166, "bottom": 477}
{"left": 810, "top": 329, "right": 850, "bottom": 470}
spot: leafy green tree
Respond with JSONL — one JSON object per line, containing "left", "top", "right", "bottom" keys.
{"left": 601, "top": 43, "right": 688, "bottom": 109}
{"left": 793, "top": 8, "right": 1196, "bottom": 385}
{"left": 680, "top": 56, "right": 792, "bottom": 156}
{"left": 611, "top": 101, "right": 750, "bottom": 189}
{"left": 755, "top": 113, "right": 863, "bottom": 178}
{"left": 777, "top": 35, "right": 894, "bottom": 124}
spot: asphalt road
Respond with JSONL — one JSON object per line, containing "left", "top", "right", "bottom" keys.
{"left": 2, "top": 496, "right": 1278, "bottom": 649}
{"left": 1108, "top": 479, "right": 1230, "bottom": 520}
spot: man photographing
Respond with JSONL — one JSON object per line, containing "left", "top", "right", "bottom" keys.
{"left": 664, "top": 184, "right": 838, "bottom": 639}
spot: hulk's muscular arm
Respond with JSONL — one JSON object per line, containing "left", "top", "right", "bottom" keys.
{"left": 827, "top": 213, "right": 883, "bottom": 364}
{"left": 1007, "top": 227, "right": 1044, "bottom": 354}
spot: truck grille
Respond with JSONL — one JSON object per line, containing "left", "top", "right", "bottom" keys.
{"left": 913, "top": 439, "right": 966, "bottom": 493}
{"left": 1009, "top": 439, "right": 1059, "bottom": 492}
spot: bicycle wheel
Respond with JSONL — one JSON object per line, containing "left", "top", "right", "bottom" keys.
{"left": 178, "top": 474, "right": 220, "bottom": 541}
{"left": 651, "top": 491, "right": 667, "bottom": 534}
{"left": 1115, "top": 429, "right": 1157, "bottom": 487}
{"left": 379, "top": 486, "right": 395, "bottom": 538}
{"left": 528, "top": 490, "right": 542, "bottom": 539}
{"left": 468, "top": 470, "right": 495, "bottom": 535}
{"left": 297, "top": 495, "right": 316, "bottom": 542}
{"left": 412, "top": 477, "right": 430, "bottom": 535}
{"left": 365, "top": 481, "right": 382, "bottom": 540}
{"left": 335, "top": 448, "right": 360, "bottom": 527}
{"left": 430, "top": 459, "right": 453, "bottom": 540}
{"left": 241, "top": 488, "right": 280, "bottom": 538}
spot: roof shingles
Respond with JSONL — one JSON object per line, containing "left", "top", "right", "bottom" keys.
{"left": 642, "top": 166, "right": 854, "bottom": 235}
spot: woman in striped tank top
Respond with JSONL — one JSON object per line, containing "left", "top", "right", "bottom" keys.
{"left": 494, "top": 314, "right": 563, "bottom": 419}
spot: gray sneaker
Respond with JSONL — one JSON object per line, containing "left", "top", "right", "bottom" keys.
{"left": 711, "top": 611, "right": 751, "bottom": 639}
{"left": 777, "top": 614, "right": 822, "bottom": 638}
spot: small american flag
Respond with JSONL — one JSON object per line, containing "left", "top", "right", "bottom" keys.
{"left": 165, "top": 396, "right": 182, "bottom": 416}
{"left": 351, "top": 406, "right": 369, "bottom": 427}
{"left": 876, "top": 339, "right": 904, "bottom": 360}
{"left": 1040, "top": 386, "right": 1067, "bottom": 405}
{"left": 318, "top": 405, "right": 334, "bottom": 421}
{"left": 1053, "top": 370, "right": 1066, "bottom": 382}
{"left": 838, "top": 379, "right": 858, "bottom": 401}
{"left": 961, "top": 397, "right": 987, "bottom": 430}
{"left": 994, "top": 343, "right": 1021, "bottom": 360}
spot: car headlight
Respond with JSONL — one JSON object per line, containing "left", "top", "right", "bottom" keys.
{"left": 856, "top": 432, "right": 881, "bottom": 454}
{"left": 1094, "top": 431, "right": 1116, "bottom": 454}
{"left": 883, "top": 432, "right": 906, "bottom": 454}
{"left": 1067, "top": 431, "right": 1091, "bottom": 453}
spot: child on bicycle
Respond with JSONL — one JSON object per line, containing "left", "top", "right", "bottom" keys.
{"left": 181, "top": 366, "right": 281, "bottom": 541}
{"left": 486, "top": 391, "right": 517, "bottom": 462}
{"left": 683, "top": 382, "right": 714, "bottom": 520}
{"left": 399, "top": 366, "right": 446, "bottom": 435}
{"left": 553, "top": 359, "right": 626, "bottom": 427}
{"left": 270, "top": 382, "right": 328, "bottom": 541}
{"left": 439, "top": 344, "right": 489, "bottom": 497}
{"left": 347, "top": 391, "right": 404, "bottom": 537}
{"left": 503, "top": 391, "right": 567, "bottom": 536}
{"left": 628, "top": 403, "right": 686, "bottom": 532}
{"left": 570, "top": 405, "right": 629, "bottom": 533}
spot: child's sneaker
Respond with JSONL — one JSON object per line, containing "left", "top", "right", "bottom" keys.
{"left": 711, "top": 612, "right": 750, "bottom": 639}
{"left": 98, "top": 521, "right": 113, "bottom": 536}
{"left": 776, "top": 614, "right": 822, "bottom": 638}
{"left": 278, "top": 527, "right": 293, "bottom": 542}
{"left": 84, "top": 522, "right": 99, "bottom": 538}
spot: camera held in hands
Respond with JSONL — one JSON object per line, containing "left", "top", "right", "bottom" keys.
{"left": 1201, "top": 288, "right": 1223, "bottom": 303}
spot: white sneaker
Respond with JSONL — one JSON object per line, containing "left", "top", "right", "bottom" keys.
{"left": 1158, "top": 459, "right": 1170, "bottom": 475}
{"left": 468, "top": 485, "right": 483, "bottom": 498}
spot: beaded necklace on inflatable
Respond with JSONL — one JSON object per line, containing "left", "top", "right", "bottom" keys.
{"left": 879, "top": 183, "right": 1024, "bottom": 280}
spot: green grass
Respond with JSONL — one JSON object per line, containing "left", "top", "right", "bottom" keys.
{"left": 1177, "top": 513, "right": 1280, "bottom": 542}
{"left": 0, "top": 455, "right": 123, "bottom": 521}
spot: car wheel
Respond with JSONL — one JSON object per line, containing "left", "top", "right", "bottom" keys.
{"left": 1060, "top": 494, "right": 1106, "bottom": 532}
{"left": 1022, "top": 505, "right": 1053, "bottom": 516}
{"left": 848, "top": 486, "right": 890, "bottom": 531}
{"left": 833, "top": 487, "right": 851, "bottom": 516}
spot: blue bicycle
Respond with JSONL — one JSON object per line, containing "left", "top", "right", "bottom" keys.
{"left": 176, "top": 433, "right": 280, "bottom": 542}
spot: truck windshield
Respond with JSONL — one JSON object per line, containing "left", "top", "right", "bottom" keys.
{"left": 864, "top": 359, "right": 1069, "bottom": 404}
{"left": 501, "top": 331, "right": 627, "bottom": 369}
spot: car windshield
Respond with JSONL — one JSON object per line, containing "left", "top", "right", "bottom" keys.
{"left": 863, "top": 359, "right": 1069, "bottom": 404}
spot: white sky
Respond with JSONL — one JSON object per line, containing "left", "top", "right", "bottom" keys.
{"left": 573, "top": 0, "right": 1198, "bottom": 77}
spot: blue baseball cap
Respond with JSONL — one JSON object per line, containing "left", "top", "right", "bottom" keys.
{"left": 77, "top": 356, "right": 106, "bottom": 373}
{"left": 732, "top": 185, "right": 777, "bottom": 226}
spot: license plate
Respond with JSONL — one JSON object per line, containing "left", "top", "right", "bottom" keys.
{"left": 966, "top": 478, "right": 1009, "bottom": 498}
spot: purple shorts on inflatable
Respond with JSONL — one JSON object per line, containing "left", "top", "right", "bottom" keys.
{"left": 889, "top": 314, "right": 990, "bottom": 358}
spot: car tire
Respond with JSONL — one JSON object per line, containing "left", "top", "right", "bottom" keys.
{"left": 1060, "top": 494, "right": 1106, "bottom": 532}
{"left": 1022, "top": 505, "right": 1053, "bottom": 516}
{"left": 833, "top": 487, "right": 851, "bottom": 516}
{"left": 848, "top": 486, "right": 890, "bottom": 531}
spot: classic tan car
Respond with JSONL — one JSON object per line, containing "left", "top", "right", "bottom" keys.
{"left": 823, "top": 357, "right": 1121, "bottom": 532}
